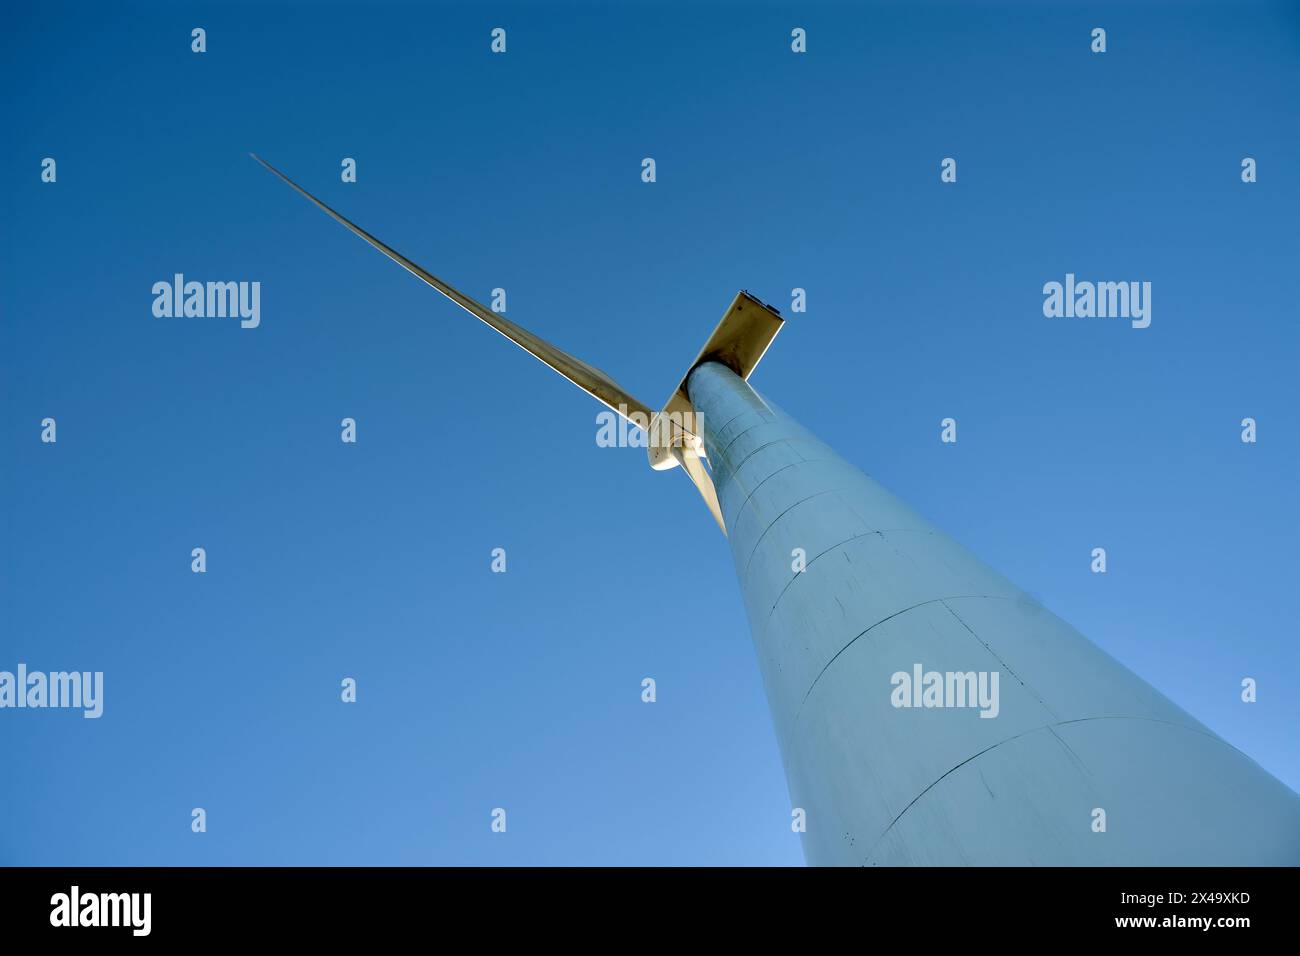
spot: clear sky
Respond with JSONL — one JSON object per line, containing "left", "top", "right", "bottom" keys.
{"left": 3, "top": 1, "right": 1297, "bottom": 865}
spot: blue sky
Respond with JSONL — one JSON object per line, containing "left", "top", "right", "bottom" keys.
{"left": 2, "top": 0, "right": 1297, "bottom": 865}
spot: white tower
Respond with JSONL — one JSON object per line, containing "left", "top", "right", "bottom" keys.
{"left": 256, "top": 156, "right": 1300, "bottom": 865}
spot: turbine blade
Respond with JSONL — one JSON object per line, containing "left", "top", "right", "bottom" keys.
{"left": 251, "top": 154, "right": 654, "bottom": 424}
{"left": 671, "top": 446, "right": 726, "bottom": 534}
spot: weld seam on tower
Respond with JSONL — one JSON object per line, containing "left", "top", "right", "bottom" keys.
{"left": 864, "top": 716, "right": 1252, "bottom": 864}
{"left": 726, "top": 457, "right": 843, "bottom": 528}
{"left": 761, "top": 529, "right": 936, "bottom": 622}
{"left": 740, "top": 488, "right": 863, "bottom": 578}
{"left": 798, "top": 595, "right": 1018, "bottom": 708}
{"left": 939, "top": 598, "right": 1057, "bottom": 718}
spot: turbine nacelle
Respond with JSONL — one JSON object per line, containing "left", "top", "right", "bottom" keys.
{"left": 647, "top": 289, "right": 785, "bottom": 472}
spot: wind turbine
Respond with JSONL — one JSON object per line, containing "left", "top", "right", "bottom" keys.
{"left": 254, "top": 155, "right": 1300, "bottom": 865}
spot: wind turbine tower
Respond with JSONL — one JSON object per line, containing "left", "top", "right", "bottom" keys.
{"left": 255, "top": 156, "right": 1300, "bottom": 865}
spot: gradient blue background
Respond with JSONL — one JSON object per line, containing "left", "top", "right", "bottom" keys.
{"left": 3, "top": 0, "right": 1297, "bottom": 865}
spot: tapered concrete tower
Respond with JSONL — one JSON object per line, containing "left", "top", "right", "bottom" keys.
{"left": 688, "top": 361, "right": 1300, "bottom": 865}
{"left": 257, "top": 156, "right": 1300, "bottom": 865}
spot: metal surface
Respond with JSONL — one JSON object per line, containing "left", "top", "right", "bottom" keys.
{"left": 650, "top": 290, "right": 784, "bottom": 468}
{"left": 670, "top": 444, "right": 725, "bottom": 533}
{"left": 688, "top": 360, "right": 1300, "bottom": 865}
{"left": 644, "top": 291, "right": 785, "bottom": 529}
